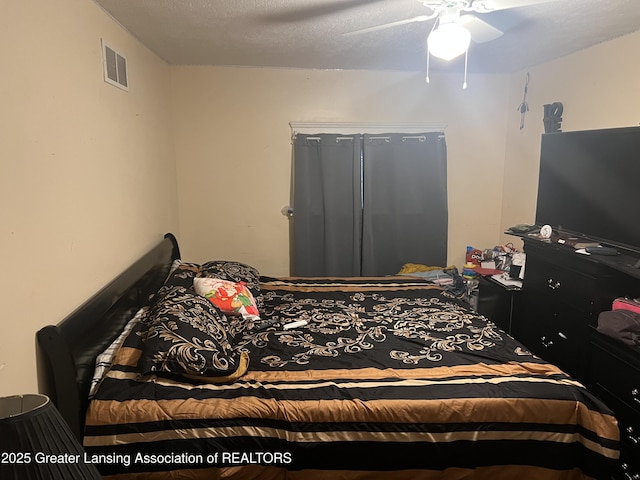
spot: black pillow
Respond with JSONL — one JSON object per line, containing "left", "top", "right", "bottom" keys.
{"left": 163, "top": 261, "right": 201, "bottom": 289}
{"left": 200, "top": 260, "right": 262, "bottom": 307}
{"left": 138, "top": 286, "right": 248, "bottom": 382}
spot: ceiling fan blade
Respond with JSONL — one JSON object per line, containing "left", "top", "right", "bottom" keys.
{"left": 469, "top": 0, "right": 559, "bottom": 13}
{"left": 261, "top": 0, "right": 388, "bottom": 23}
{"left": 460, "top": 14, "right": 503, "bottom": 43}
{"left": 343, "top": 14, "right": 435, "bottom": 36}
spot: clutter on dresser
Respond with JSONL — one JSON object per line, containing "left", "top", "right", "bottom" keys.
{"left": 465, "top": 244, "right": 522, "bottom": 278}
{"left": 463, "top": 244, "right": 525, "bottom": 314}
{"left": 506, "top": 224, "right": 539, "bottom": 234}
{"left": 597, "top": 297, "right": 640, "bottom": 347}
{"left": 612, "top": 297, "right": 640, "bottom": 314}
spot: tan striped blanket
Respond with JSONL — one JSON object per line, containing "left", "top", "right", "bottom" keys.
{"left": 84, "top": 277, "right": 619, "bottom": 479}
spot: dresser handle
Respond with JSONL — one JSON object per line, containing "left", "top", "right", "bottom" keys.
{"left": 547, "top": 278, "right": 561, "bottom": 290}
{"left": 632, "top": 388, "right": 640, "bottom": 404}
{"left": 627, "top": 426, "right": 640, "bottom": 445}
{"left": 622, "top": 464, "right": 640, "bottom": 480}
{"left": 541, "top": 336, "right": 554, "bottom": 348}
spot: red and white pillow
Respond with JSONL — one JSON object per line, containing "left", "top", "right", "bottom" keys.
{"left": 194, "top": 277, "right": 260, "bottom": 320}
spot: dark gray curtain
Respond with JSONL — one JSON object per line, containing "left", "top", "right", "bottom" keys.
{"left": 361, "top": 132, "right": 448, "bottom": 275}
{"left": 292, "top": 131, "right": 447, "bottom": 277}
{"left": 292, "top": 134, "right": 362, "bottom": 276}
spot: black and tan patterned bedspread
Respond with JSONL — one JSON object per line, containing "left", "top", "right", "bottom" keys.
{"left": 84, "top": 277, "right": 619, "bottom": 479}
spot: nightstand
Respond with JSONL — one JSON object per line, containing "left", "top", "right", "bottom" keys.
{"left": 476, "top": 274, "right": 521, "bottom": 334}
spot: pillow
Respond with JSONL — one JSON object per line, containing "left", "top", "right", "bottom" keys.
{"left": 88, "top": 306, "right": 149, "bottom": 398}
{"left": 194, "top": 277, "right": 260, "bottom": 320}
{"left": 163, "top": 260, "right": 201, "bottom": 289}
{"left": 138, "top": 286, "right": 248, "bottom": 382}
{"left": 200, "top": 260, "right": 262, "bottom": 306}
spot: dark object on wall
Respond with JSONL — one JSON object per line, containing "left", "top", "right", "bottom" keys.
{"left": 0, "top": 394, "right": 101, "bottom": 480}
{"left": 517, "top": 72, "right": 530, "bottom": 130}
{"left": 543, "top": 102, "right": 563, "bottom": 133}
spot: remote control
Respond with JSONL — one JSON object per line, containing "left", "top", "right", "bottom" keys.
{"left": 585, "top": 246, "right": 619, "bottom": 256}
{"left": 283, "top": 320, "right": 308, "bottom": 330}
{"left": 252, "top": 319, "right": 279, "bottom": 331}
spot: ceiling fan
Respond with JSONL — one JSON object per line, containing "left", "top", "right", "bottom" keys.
{"left": 344, "top": 0, "right": 557, "bottom": 61}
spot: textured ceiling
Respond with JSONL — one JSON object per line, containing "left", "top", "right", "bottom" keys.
{"left": 94, "top": 0, "right": 640, "bottom": 74}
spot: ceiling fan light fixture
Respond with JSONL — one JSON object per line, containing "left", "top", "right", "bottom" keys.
{"left": 427, "top": 22, "right": 471, "bottom": 61}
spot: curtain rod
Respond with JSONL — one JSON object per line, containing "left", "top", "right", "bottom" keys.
{"left": 290, "top": 122, "right": 447, "bottom": 135}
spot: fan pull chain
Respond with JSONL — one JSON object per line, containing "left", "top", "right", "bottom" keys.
{"left": 463, "top": 48, "right": 468, "bottom": 89}
{"left": 426, "top": 49, "right": 431, "bottom": 83}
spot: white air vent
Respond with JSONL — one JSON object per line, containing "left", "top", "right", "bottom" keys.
{"left": 101, "top": 39, "right": 128, "bottom": 91}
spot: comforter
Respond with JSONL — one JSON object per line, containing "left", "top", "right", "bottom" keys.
{"left": 84, "top": 277, "right": 619, "bottom": 479}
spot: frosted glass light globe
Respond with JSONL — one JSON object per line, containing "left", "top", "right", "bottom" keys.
{"left": 428, "top": 23, "right": 471, "bottom": 61}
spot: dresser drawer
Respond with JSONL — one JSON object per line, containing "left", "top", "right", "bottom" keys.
{"left": 590, "top": 341, "right": 640, "bottom": 416}
{"left": 620, "top": 419, "right": 640, "bottom": 458}
{"left": 514, "top": 300, "right": 588, "bottom": 378}
{"left": 524, "top": 259, "right": 597, "bottom": 314}
{"left": 597, "top": 398, "right": 640, "bottom": 477}
{"left": 588, "top": 331, "right": 640, "bottom": 478}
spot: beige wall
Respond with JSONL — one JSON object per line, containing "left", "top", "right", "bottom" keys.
{"left": 171, "top": 67, "right": 511, "bottom": 275}
{"left": 3, "top": 0, "right": 637, "bottom": 398}
{"left": 501, "top": 30, "right": 640, "bottom": 247}
{"left": 0, "top": 0, "right": 179, "bottom": 395}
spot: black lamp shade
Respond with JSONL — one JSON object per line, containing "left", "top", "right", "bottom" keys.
{"left": 0, "top": 394, "right": 100, "bottom": 480}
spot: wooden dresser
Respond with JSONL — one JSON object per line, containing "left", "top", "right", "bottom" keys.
{"left": 510, "top": 237, "right": 640, "bottom": 478}
{"left": 590, "top": 329, "right": 640, "bottom": 479}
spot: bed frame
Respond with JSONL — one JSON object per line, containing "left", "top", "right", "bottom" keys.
{"left": 36, "top": 233, "right": 180, "bottom": 440}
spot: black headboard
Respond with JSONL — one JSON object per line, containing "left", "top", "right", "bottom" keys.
{"left": 36, "top": 233, "right": 180, "bottom": 440}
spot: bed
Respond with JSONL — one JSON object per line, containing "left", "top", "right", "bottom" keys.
{"left": 36, "top": 233, "right": 619, "bottom": 479}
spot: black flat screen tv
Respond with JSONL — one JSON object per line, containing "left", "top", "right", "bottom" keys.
{"left": 535, "top": 126, "right": 640, "bottom": 254}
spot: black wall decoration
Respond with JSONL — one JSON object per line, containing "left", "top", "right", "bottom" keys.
{"left": 517, "top": 72, "right": 530, "bottom": 130}
{"left": 543, "top": 102, "right": 563, "bottom": 133}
